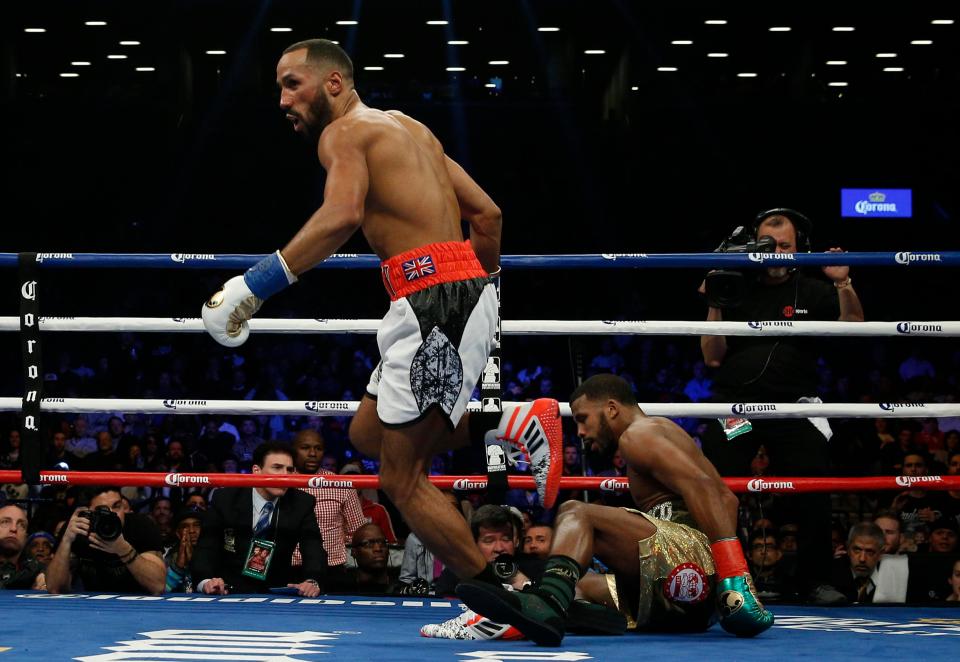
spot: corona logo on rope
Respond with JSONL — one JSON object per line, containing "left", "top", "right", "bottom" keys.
{"left": 34, "top": 253, "right": 74, "bottom": 263}
{"left": 747, "top": 479, "right": 795, "bottom": 492}
{"left": 748, "top": 252, "right": 795, "bottom": 263}
{"left": 731, "top": 403, "right": 777, "bottom": 415}
{"left": 879, "top": 402, "right": 926, "bottom": 411}
{"left": 895, "top": 475, "right": 943, "bottom": 487}
{"left": 600, "top": 253, "right": 648, "bottom": 260}
{"left": 895, "top": 251, "right": 942, "bottom": 265}
{"left": 895, "top": 322, "right": 943, "bottom": 334}
{"left": 599, "top": 478, "right": 628, "bottom": 492}
{"left": 453, "top": 478, "right": 487, "bottom": 490}
{"left": 164, "top": 474, "right": 210, "bottom": 486}
{"left": 307, "top": 476, "right": 355, "bottom": 489}
{"left": 42, "top": 398, "right": 65, "bottom": 403}
{"left": 170, "top": 253, "right": 216, "bottom": 263}
{"left": 747, "top": 321, "right": 794, "bottom": 329}
{"left": 304, "top": 401, "right": 352, "bottom": 412}
{"left": 40, "top": 474, "right": 69, "bottom": 483}
{"left": 162, "top": 399, "right": 207, "bottom": 410}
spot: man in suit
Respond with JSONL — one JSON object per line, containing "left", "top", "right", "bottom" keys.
{"left": 193, "top": 441, "right": 326, "bottom": 595}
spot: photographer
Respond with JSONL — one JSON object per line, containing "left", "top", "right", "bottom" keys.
{"left": 699, "top": 209, "right": 864, "bottom": 605}
{"left": 46, "top": 486, "right": 166, "bottom": 595}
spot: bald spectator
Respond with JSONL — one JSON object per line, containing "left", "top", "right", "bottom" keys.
{"left": 328, "top": 523, "right": 396, "bottom": 594}
{"left": 65, "top": 417, "right": 97, "bottom": 459}
{"left": 291, "top": 430, "right": 366, "bottom": 574}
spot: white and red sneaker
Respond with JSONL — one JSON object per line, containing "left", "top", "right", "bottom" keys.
{"left": 489, "top": 398, "right": 564, "bottom": 509}
{"left": 421, "top": 608, "right": 524, "bottom": 640}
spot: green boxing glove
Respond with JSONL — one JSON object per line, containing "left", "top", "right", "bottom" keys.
{"left": 711, "top": 538, "right": 774, "bottom": 637}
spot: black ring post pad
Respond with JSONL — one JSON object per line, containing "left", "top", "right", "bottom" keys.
{"left": 18, "top": 253, "right": 44, "bottom": 484}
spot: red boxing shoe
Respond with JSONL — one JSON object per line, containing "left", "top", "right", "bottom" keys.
{"left": 493, "top": 399, "right": 564, "bottom": 509}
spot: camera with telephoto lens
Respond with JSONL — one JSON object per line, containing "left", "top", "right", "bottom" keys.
{"left": 79, "top": 506, "right": 123, "bottom": 541}
{"left": 703, "top": 226, "right": 777, "bottom": 308}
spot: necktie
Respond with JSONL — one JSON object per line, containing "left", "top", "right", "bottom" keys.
{"left": 254, "top": 502, "right": 275, "bottom": 537}
{"left": 856, "top": 576, "right": 873, "bottom": 603}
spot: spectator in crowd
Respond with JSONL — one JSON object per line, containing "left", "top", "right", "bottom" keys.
{"left": 26, "top": 532, "right": 56, "bottom": 565}
{"left": 192, "top": 442, "right": 325, "bottom": 596}
{"left": 65, "top": 417, "right": 98, "bottom": 458}
{"left": 0, "top": 430, "right": 21, "bottom": 469}
{"left": 328, "top": 523, "right": 396, "bottom": 594}
{"left": 522, "top": 524, "right": 553, "bottom": 560}
{"left": 399, "top": 491, "right": 462, "bottom": 591}
{"left": 0, "top": 504, "right": 45, "bottom": 590}
{"left": 342, "top": 462, "right": 397, "bottom": 544}
{"left": 915, "top": 418, "right": 945, "bottom": 455}
{"left": 141, "top": 433, "right": 166, "bottom": 471}
{"left": 699, "top": 209, "right": 863, "bottom": 606}
{"left": 165, "top": 438, "right": 194, "bottom": 473}
{"left": 927, "top": 518, "right": 958, "bottom": 554}
{"left": 46, "top": 486, "right": 166, "bottom": 594}
{"left": 874, "top": 510, "right": 904, "bottom": 555}
{"left": 184, "top": 493, "right": 208, "bottom": 511}
{"left": 748, "top": 530, "right": 797, "bottom": 600}
{"left": 45, "top": 431, "right": 80, "bottom": 469}
{"left": 150, "top": 497, "right": 175, "bottom": 546}
{"left": 890, "top": 453, "right": 949, "bottom": 536}
{"left": 899, "top": 348, "right": 935, "bottom": 384}
{"left": 682, "top": 361, "right": 713, "bottom": 403}
{"left": 779, "top": 523, "right": 799, "bottom": 554}
{"left": 946, "top": 559, "right": 960, "bottom": 602}
{"left": 831, "top": 522, "right": 885, "bottom": 603}
{"left": 291, "top": 430, "right": 366, "bottom": 574}
{"left": 233, "top": 418, "right": 265, "bottom": 465}
{"left": 164, "top": 506, "right": 203, "bottom": 593}
{"left": 82, "top": 432, "right": 120, "bottom": 472}
{"left": 880, "top": 426, "right": 917, "bottom": 475}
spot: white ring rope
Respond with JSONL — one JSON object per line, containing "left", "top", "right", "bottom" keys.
{"left": 1, "top": 397, "right": 955, "bottom": 419}
{"left": 1, "top": 317, "right": 958, "bottom": 337}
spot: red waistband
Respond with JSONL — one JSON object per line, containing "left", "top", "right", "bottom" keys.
{"left": 380, "top": 240, "right": 487, "bottom": 300}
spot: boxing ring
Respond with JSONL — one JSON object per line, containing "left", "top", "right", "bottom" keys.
{"left": 2, "top": 250, "right": 960, "bottom": 660}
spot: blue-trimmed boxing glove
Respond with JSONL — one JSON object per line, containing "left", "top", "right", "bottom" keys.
{"left": 201, "top": 251, "right": 297, "bottom": 347}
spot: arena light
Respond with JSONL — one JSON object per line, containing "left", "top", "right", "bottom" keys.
{"left": 827, "top": 81, "right": 848, "bottom": 87}
{"left": 671, "top": 40, "right": 693, "bottom": 45}
{"left": 631, "top": 86, "right": 639, "bottom": 90}
{"left": 484, "top": 83, "right": 497, "bottom": 88}
{"left": 336, "top": 20, "right": 358, "bottom": 26}
{"left": 205, "top": 50, "right": 227, "bottom": 55}
{"left": 832, "top": 26, "right": 855, "bottom": 32}
{"left": 136, "top": 67, "right": 156, "bottom": 72}
{"left": 584, "top": 50, "right": 606, "bottom": 55}
{"left": 119, "top": 41, "right": 140, "bottom": 46}
{"left": 446, "top": 67, "right": 466, "bottom": 72}
{"left": 107, "top": 54, "right": 128, "bottom": 59}
{"left": 59, "top": 72, "right": 80, "bottom": 77}
{"left": 24, "top": 28, "right": 46, "bottom": 33}
{"left": 826, "top": 60, "right": 847, "bottom": 65}
{"left": 768, "top": 27, "right": 792, "bottom": 32}
{"left": 71, "top": 61, "right": 92, "bottom": 66}
{"left": 537, "top": 27, "right": 560, "bottom": 32}
{"left": 488, "top": 60, "right": 509, "bottom": 65}
{"left": 737, "top": 72, "right": 758, "bottom": 77}
{"left": 426, "top": 20, "right": 448, "bottom": 25}
{"left": 875, "top": 52, "right": 898, "bottom": 58}
{"left": 657, "top": 66, "right": 678, "bottom": 72}
{"left": 883, "top": 67, "right": 905, "bottom": 72}
{"left": 910, "top": 40, "right": 933, "bottom": 45}
{"left": 85, "top": 21, "right": 107, "bottom": 26}
{"left": 363, "top": 66, "right": 384, "bottom": 71}
{"left": 707, "top": 52, "right": 729, "bottom": 58}
{"left": 931, "top": 19, "right": 954, "bottom": 25}
{"left": 705, "top": 20, "right": 728, "bottom": 25}
{"left": 384, "top": 53, "right": 405, "bottom": 58}
{"left": 448, "top": 40, "right": 469, "bottom": 45}
{"left": 270, "top": 27, "right": 293, "bottom": 32}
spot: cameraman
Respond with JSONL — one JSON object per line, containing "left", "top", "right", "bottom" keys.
{"left": 699, "top": 209, "right": 864, "bottom": 604}
{"left": 46, "top": 486, "right": 166, "bottom": 595}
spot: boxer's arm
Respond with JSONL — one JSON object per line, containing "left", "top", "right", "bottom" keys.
{"left": 621, "top": 432, "right": 738, "bottom": 541}
{"left": 444, "top": 155, "right": 502, "bottom": 275}
{"left": 280, "top": 128, "right": 370, "bottom": 275}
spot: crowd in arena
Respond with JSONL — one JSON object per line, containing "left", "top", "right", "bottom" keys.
{"left": 1, "top": 329, "right": 958, "bottom": 605}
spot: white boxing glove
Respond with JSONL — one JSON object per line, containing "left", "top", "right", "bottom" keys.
{"left": 201, "top": 276, "right": 263, "bottom": 347}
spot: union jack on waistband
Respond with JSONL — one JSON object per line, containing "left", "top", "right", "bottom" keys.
{"left": 402, "top": 255, "right": 436, "bottom": 281}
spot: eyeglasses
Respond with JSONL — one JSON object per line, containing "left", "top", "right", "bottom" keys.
{"left": 0, "top": 517, "right": 27, "bottom": 531}
{"left": 354, "top": 538, "right": 387, "bottom": 549}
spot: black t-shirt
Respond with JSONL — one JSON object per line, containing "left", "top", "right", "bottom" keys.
{"left": 69, "top": 513, "right": 164, "bottom": 592}
{"left": 713, "top": 272, "right": 840, "bottom": 400}
{"left": 0, "top": 556, "right": 43, "bottom": 589}
{"left": 892, "top": 492, "right": 951, "bottom": 533}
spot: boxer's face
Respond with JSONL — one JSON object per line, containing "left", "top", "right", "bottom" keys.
{"left": 571, "top": 397, "right": 618, "bottom": 459}
{"left": 277, "top": 49, "right": 336, "bottom": 143}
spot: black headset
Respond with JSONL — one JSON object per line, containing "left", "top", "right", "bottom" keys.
{"left": 751, "top": 207, "right": 813, "bottom": 253}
